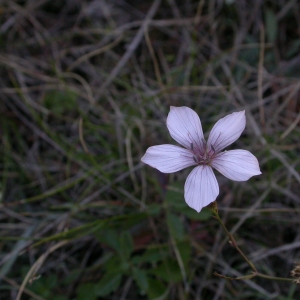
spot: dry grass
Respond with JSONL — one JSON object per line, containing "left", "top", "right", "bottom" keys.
{"left": 0, "top": 0, "right": 300, "bottom": 299}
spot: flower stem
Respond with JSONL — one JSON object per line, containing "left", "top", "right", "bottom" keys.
{"left": 255, "top": 272, "right": 294, "bottom": 282}
{"left": 211, "top": 201, "right": 257, "bottom": 272}
{"left": 210, "top": 201, "right": 295, "bottom": 283}
{"left": 214, "top": 271, "right": 294, "bottom": 282}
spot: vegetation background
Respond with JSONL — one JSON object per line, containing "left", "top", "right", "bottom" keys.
{"left": 0, "top": 0, "right": 300, "bottom": 299}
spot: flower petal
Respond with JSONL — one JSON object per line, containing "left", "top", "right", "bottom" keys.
{"left": 211, "top": 150, "right": 261, "bottom": 181}
{"left": 184, "top": 166, "right": 219, "bottom": 213}
{"left": 141, "top": 144, "right": 196, "bottom": 173}
{"left": 207, "top": 111, "right": 246, "bottom": 153}
{"left": 166, "top": 106, "right": 205, "bottom": 152}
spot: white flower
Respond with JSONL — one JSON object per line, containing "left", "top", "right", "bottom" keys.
{"left": 141, "top": 106, "right": 261, "bottom": 212}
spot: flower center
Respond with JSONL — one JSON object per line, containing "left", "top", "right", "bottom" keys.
{"left": 191, "top": 141, "right": 216, "bottom": 166}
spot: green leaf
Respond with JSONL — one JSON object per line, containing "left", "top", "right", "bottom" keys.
{"left": 165, "top": 185, "right": 184, "bottom": 209}
{"left": 146, "top": 278, "right": 168, "bottom": 299}
{"left": 150, "top": 258, "right": 183, "bottom": 283}
{"left": 96, "top": 229, "right": 120, "bottom": 253}
{"left": 77, "top": 283, "right": 97, "bottom": 300}
{"left": 167, "top": 212, "right": 185, "bottom": 241}
{"left": 131, "top": 247, "right": 168, "bottom": 265}
{"left": 265, "top": 9, "right": 277, "bottom": 42}
{"left": 94, "top": 272, "right": 122, "bottom": 296}
{"left": 103, "top": 256, "right": 125, "bottom": 273}
{"left": 177, "top": 241, "right": 191, "bottom": 267}
{"left": 119, "top": 231, "right": 133, "bottom": 259}
{"left": 132, "top": 267, "right": 148, "bottom": 294}
{"left": 147, "top": 204, "right": 162, "bottom": 215}
{"left": 53, "top": 297, "right": 68, "bottom": 300}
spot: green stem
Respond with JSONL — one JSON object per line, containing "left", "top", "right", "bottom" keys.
{"left": 214, "top": 271, "right": 295, "bottom": 282}
{"left": 210, "top": 201, "right": 295, "bottom": 283}
{"left": 256, "top": 272, "right": 294, "bottom": 282}
{"left": 211, "top": 201, "right": 256, "bottom": 272}
{"left": 214, "top": 271, "right": 256, "bottom": 281}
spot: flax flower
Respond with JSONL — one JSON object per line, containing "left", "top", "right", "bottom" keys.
{"left": 141, "top": 106, "right": 261, "bottom": 212}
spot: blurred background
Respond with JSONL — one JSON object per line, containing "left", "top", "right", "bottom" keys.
{"left": 1, "top": 0, "right": 300, "bottom": 299}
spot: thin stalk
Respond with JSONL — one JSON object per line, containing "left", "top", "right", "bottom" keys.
{"left": 210, "top": 201, "right": 295, "bottom": 283}
{"left": 256, "top": 273, "right": 294, "bottom": 282}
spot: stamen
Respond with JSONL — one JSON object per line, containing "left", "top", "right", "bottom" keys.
{"left": 193, "top": 156, "right": 197, "bottom": 163}
{"left": 211, "top": 144, "right": 215, "bottom": 153}
{"left": 188, "top": 132, "right": 202, "bottom": 153}
{"left": 198, "top": 138, "right": 206, "bottom": 154}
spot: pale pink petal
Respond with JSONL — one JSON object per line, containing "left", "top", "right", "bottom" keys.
{"left": 184, "top": 166, "right": 219, "bottom": 212}
{"left": 211, "top": 150, "right": 261, "bottom": 181}
{"left": 141, "top": 144, "right": 196, "bottom": 173}
{"left": 166, "top": 106, "right": 205, "bottom": 152}
{"left": 207, "top": 111, "right": 246, "bottom": 153}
